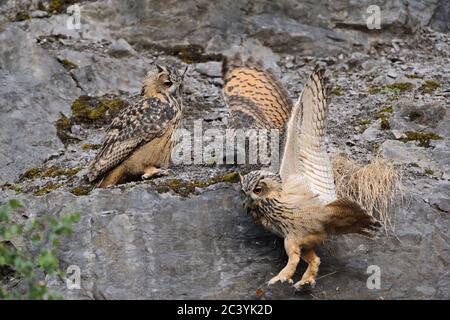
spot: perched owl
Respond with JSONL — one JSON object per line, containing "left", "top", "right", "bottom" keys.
{"left": 88, "top": 64, "right": 187, "bottom": 188}
{"left": 231, "top": 63, "right": 380, "bottom": 289}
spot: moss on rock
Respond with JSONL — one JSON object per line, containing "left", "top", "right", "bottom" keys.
{"left": 153, "top": 171, "right": 240, "bottom": 197}
{"left": 82, "top": 143, "right": 102, "bottom": 151}
{"left": 70, "top": 186, "right": 92, "bottom": 196}
{"left": 331, "top": 85, "right": 342, "bottom": 96}
{"left": 419, "top": 80, "right": 440, "bottom": 94}
{"left": 383, "top": 82, "right": 414, "bottom": 93}
{"left": 15, "top": 11, "right": 31, "bottom": 21}
{"left": 42, "top": 166, "right": 81, "bottom": 178}
{"left": 368, "top": 85, "right": 381, "bottom": 95}
{"left": 71, "top": 95, "right": 127, "bottom": 126}
{"left": 21, "top": 168, "right": 42, "bottom": 180}
{"left": 380, "top": 116, "right": 390, "bottom": 130}
{"left": 60, "top": 59, "right": 79, "bottom": 70}
{"left": 400, "top": 131, "right": 443, "bottom": 147}
{"left": 46, "top": 0, "right": 80, "bottom": 14}
{"left": 55, "top": 115, "right": 74, "bottom": 144}
{"left": 35, "top": 183, "right": 63, "bottom": 196}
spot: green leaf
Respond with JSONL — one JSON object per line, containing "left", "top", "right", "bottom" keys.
{"left": 24, "top": 218, "right": 37, "bottom": 232}
{"left": 31, "top": 234, "right": 41, "bottom": 243}
{"left": 8, "top": 199, "right": 23, "bottom": 209}
{"left": 0, "top": 206, "right": 9, "bottom": 222}
{"left": 38, "top": 250, "right": 58, "bottom": 273}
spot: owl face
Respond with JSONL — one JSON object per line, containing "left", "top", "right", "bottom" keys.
{"left": 142, "top": 64, "right": 187, "bottom": 98}
{"left": 239, "top": 170, "right": 282, "bottom": 211}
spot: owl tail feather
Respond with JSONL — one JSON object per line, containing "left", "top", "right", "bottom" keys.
{"left": 324, "top": 198, "right": 381, "bottom": 238}
{"left": 332, "top": 154, "right": 403, "bottom": 233}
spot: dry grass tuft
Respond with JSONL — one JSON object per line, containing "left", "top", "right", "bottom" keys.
{"left": 332, "top": 154, "right": 403, "bottom": 233}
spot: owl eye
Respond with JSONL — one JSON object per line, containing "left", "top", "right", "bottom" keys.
{"left": 164, "top": 80, "right": 172, "bottom": 87}
{"left": 253, "top": 186, "right": 262, "bottom": 195}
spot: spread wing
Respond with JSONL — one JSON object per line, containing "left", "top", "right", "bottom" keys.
{"left": 279, "top": 65, "right": 336, "bottom": 202}
{"left": 223, "top": 57, "right": 293, "bottom": 130}
{"left": 87, "top": 97, "right": 177, "bottom": 182}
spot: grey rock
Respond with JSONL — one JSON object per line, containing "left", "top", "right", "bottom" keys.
{"left": 391, "top": 129, "right": 406, "bottom": 139}
{"left": 387, "top": 69, "right": 398, "bottom": 79}
{"left": 246, "top": 14, "right": 364, "bottom": 56}
{"left": 107, "top": 39, "right": 137, "bottom": 58}
{"left": 69, "top": 52, "right": 148, "bottom": 96}
{"left": 360, "top": 120, "right": 380, "bottom": 141}
{"left": 391, "top": 99, "right": 449, "bottom": 137}
{"left": 195, "top": 62, "right": 222, "bottom": 78}
{"left": 0, "top": 182, "right": 447, "bottom": 299}
{"left": 30, "top": 10, "right": 49, "bottom": 19}
{"left": 0, "top": 26, "right": 81, "bottom": 184}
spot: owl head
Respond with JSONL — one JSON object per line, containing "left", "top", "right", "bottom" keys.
{"left": 239, "top": 170, "right": 283, "bottom": 210}
{"left": 142, "top": 64, "right": 188, "bottom": 98}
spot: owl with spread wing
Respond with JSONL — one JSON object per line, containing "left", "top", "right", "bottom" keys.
{"left": 224, "top": 59, "right": 379, "bottom": 289}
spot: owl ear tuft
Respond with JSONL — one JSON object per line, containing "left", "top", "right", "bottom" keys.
{"left": 156, "top": 64, "right": 165, "bottom": 73}
{"left": 181, "top": 65, "right": 188, "bottom": 80}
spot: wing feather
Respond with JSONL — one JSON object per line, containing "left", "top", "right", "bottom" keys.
{"left": 280, "top": 65, "right": 336, "bottom": 202}
{"left": 223, "top": 57, "right": 293, "bottom": 130}
{"left": 87, "top": 97, "right": 176, "bottom": 182}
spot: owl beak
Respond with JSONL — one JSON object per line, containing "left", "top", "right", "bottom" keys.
{"left": 243, "top": 196, "right": 254, "bottom": 210}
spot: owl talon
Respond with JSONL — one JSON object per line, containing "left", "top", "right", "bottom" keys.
{"left": 142, "top": 168, "right": 171, "bottom": 180}
{"left": 267, "top": 274, "right": 293, "bottom": 286}
{"left": 158, "top": 169, "right": 171, "bottom": 176}
{"left": 293, "top": 278, "right": 316, "bottom": 290}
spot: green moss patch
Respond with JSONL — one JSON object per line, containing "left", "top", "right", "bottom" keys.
{"left": 368, "top": 85, "right": 381, "bottom": 95}
{"left": 45, "top": 0, "right": 80, "bottom": 14}
{"left": 383, "top": 82, "right": 414, "bottom": 93}
{"left": 70, "top": 186, "right": 92, "bottom": 196}
{"left": 71, "top": 95, "right": 128, "bottom": 126}
{"left": 400, "top": 131, "right": 443, "bottom": 147}
{"left": 21, "top": 167, "right": 42, "bottom": 180}
{"left": 20, "top": 166, "right": 81, "bottom": 181}
{"left": 59, "top": 59, "right": 79, "bottom": 70}
{"left": 406, "top": 73, "right": 423, "bottom": 79}
{"left": 419, "top": 80, "right": 440, "bottom": 94}
{"left": 153, "top": 171, "right": 240, "bottom": 197}
{"left": 35, "top": 183, "right": 63, "bottom": 196}
{"left": 15, "top": 11, "right": 31, "bottom": 21}
{"left": 330, "top": 85, "right": 342, "bottom": 96}
{"left": 165, "top": 44, "right": 222, "bottom": 64}
{"left": 358, "top": 119, "right": 371, "bottom": 126}
{"left": 0, "top": 183, "right": 23, "bottom": 194}
{"left": 380, "top": 105, "right": 393, "bottom": 113}
{"left": 380, "top": 116, "right": 390, "bottom": 130}
{"left": 41, "top": 166, "right": 81, "bottom": 178}
{"left": 82, "top": 143, "right": 102, "bottom": 151}
{"left": 55, "top": 115, "right": 75, "bottom": 144}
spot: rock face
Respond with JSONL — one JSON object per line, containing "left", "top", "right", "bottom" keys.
{"left": 0, "top": 26, "right": 81, "bottom": 184}
{"left": 0, "top": 0, "right": 449, "bottom": 299}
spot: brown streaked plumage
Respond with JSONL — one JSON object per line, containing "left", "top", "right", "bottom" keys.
{"left": 223, "top": 56, "right": 293, "bottom": 131}
{"left": 238, "top": 65, "right": 380, "bottom": 289}
{"left": 88, "top": 64, "right": 187, "bottom": 188}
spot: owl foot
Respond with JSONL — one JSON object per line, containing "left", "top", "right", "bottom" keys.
{"left": 267, "top": 272, "right": 294, "bottom": 286}
{"left": 141, "top": 167, "right": 171, "bottom": 180}
{"left": 293, "top": 277, "right": 316, "bottom": 290}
